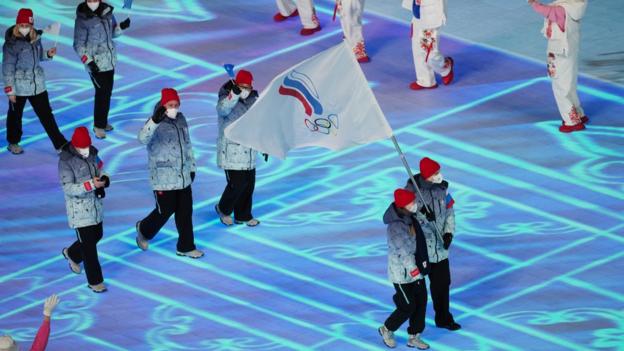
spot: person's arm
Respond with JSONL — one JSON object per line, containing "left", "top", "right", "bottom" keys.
{"left": 388, "top": 223, "right": 421, "bottom": 278}
{"left": 138, "top": 106, "right": 166, "bottom": 145}
{"left": 30, "top": 294, "right": 59, "bottom": 351}
{"left": 59, "top": 158, "right": 96, "bottom": 196}
{"left": 216, "top": 82, "right": 241, "bottom": 117}
{"left": 530, "top": 1, "right": 566, "bottom": 31}
{"left": 73, "top": 17, "right": 92, "bottom": 64}
{"left": 2, "top": 43, "right": 17, "bottom": 97}
{"left": 443, "top": 205, "right": 455, "bottom": 234}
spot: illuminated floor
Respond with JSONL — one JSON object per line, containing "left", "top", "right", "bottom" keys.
{"left": 0, "top": 1, "right": 623, "bottom": 350}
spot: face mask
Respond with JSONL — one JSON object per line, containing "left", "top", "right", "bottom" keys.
{"left": 239, "top": 89, "right": 251, "bottom": 100}
{"left": 405, "top": 203, "right": 418, "bottom": 213}
{"left": 76, "top": 147, "right": 90, "bottom": 158}
{"left": 166, "top": 108, "right": 178, "bottom": 119}
{"left": 18, "top": 27, "right": 30, "bottom": 37}
{"left": 87, "top": 1, "right": 100, "bottom": 12}
{"left": 429, "top": 173, "right": 443, "bottom": 184}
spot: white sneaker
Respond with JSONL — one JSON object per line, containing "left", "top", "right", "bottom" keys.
{"left": 407, "top": 334, "right": 429, "bottom": 349}
{"left": 215, "top": 204, "right": 233, "bottom": 226}
{"left": 105, "top": 124, "right": 114, "bottom": 132}
{"left": 93, "top": 127, "right": 106, "bottom": 139}
{"left": 176, "top": 249, "right": 204, "bottom": 259}
{"left": 378, "top": 325, "right": 396, "bottom": 348}
{"left": 7, "top": 143, "right": 23, "bottom": 154}
{"left": 62, "top": 247, "right": 81, "bottom": 274}
{"left": 135, "top": 221, "right": 149, "bottom": 251}
{"left": 89, "top": 282, "right": 107, "bottom": 293}
{"left": 235, "top": 218, "right": 260, "bottom": 227}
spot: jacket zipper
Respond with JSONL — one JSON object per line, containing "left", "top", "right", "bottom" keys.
{"left": 172, "top": 121, "right": 185, "bottom": 188}
{"left": 31, "top": 41, "right": 37, "bottom": 94}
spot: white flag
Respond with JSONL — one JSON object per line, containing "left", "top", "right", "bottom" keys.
{"left": 43, "top": 22, "right": 61, "bottom": 47}
{"left": 225, "top": 42, "right": 393, "bottom": 159}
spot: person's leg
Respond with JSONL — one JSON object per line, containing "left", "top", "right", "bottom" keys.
{"left": 384, "top": 282, "right": 417, "bottom": 332}
{"left": 138, "top": 190, "right": 177, "bottom": 241}
{"left": 174, "top": 186, "right": 197, "bottom": 253}
{"left": 6, "top": 95, "right": 27, "bottom": 146}
{"left": 76, "top": 223, "right": 104, "bottom": 285}
{"left": 276, "top": 0, "right": 297, "bottom": 16}
{"left": 411, "top": 24, "right": 436, "bottom": 88}
{"left": 92, "top": 70, "right": 114, "bottom": 129}
{"left": 427, "top": 30, "right": 451, "bottom": 77}
{"left": 218, "top": 170, "right": 250, "bottom": 216}
{"left": 233, "top": 169, "right": 256, "bottom": 222}
{"left": 296, "top": 0, "right": 320, "bottom": 29}
{"left": 340, "top": 0, "right": 367, "bottom": 60}
{"left": 67, "top": 229, "right": 83, "bottom": 264}
{"left": 28, "top": 91, "right": 68, "bottom": 149}
{"left": 550, "top": 53, "right": 581, "bottom": 126}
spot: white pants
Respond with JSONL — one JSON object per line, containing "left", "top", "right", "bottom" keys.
{"left": 276, "top": 0, "right": 319, "bottom": 29}
{"left": 548, "top": 51, "right": 585, "bottom": 125}
{"left": 337, "top": 0, "right": 366, "bottom": 58}
{"left": 411, "top": 22, "right": 450, "bottom": 87}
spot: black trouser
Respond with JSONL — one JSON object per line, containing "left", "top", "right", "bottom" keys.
{"left": 67, "top": 222, "right": 104, "bottom": 286}
{"left": 90, "top": 69, "right": 114, "bottom": 129}
{"left": 138, "top": 186, "right": 196, "bottom": 253}
{"left": 6, "top": 91, "right": 67, "bottom": 149}
{"left": 384, "top": 279, "right": 427, "bottom": 335}
{"left": 218, "top": 169, "right": 255, "bottom": 222}
{"left": 428, "top": 258, "right": 455, "bottom": 325}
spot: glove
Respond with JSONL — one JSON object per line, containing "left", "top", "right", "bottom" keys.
{"left": 88, "top": 61, "right": 100, "bottom": 74}
{"left": 151, "top": 106, "right": 166, "bottom": 124}
{"left": 95, "top": 187, "right": 106, "bottom": 199}
{"left": 231, "top": 82, "right": 241, "bottom": 95}
{"left": 99, "top": 174, "right": 110, "bottom": 188}
{"left": 420, "top": 206, "right": 436, "bottom": 222}
{"left": 43, "top": 294, "right": 60, "bottom": 317}
{"left": 443, "top": 233, "right": 453, "bottom": 250}
{"left": 119, "top": 17, "right": 131, "bottom": 30}
{"left": 191, "top": 171, "right": 195, "bottom": 182}
{"left": 262, "top": 153, "right": 269, "bottom": 162}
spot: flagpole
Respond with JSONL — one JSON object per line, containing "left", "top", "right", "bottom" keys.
{"left": 391, "top": 134, "right": 444, "bottom": 238}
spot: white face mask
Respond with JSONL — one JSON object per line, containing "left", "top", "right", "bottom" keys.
{"left": 166, "top": 108, "right": 178, "bottom": 119}
{"left": 76, "top": 147, "right": 90, "bottom": 158}
{"left": 405, "top": 203, "right": 418, "bottom": 213}
{"left": 87, "top": 1, "right": 100, "bottom": 12}
{"left": 18, "top": 27, "right": 30, "bottom": 37}
{"left": 429, "top": 173, "right": 443, "bottom": 184}
{"left": 239, "top": 89, "right": 251, "bottom": 100}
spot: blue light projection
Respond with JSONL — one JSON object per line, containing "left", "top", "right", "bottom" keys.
{"left": 0, "top": 1, "right": 622, "bottom": 350}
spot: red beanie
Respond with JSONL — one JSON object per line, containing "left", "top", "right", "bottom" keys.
{"left": 16, "top": 8, "right": 34, "bottom": 25}
{"left": 160, "top": 88, "right": 180, "bottom": 106}
{"left": 420, "top": 157, "right": 440, "bottom": 180}
{"left": 71, "top": 127, "right": 92, "bottom": 149}
{"left": 235, "top": 70, "right": 253, "bottom": 86}
{"left": 394, "top": 189, "right": 416, "bottom": 208}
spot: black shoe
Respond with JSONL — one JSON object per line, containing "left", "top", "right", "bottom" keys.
{"left": 436, "top": 321, "right": 461, "bottom": 331}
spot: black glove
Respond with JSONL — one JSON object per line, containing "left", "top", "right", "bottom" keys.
{"left": 231, "top": 82, "right": 241, "bottom": 95}
{"left": 119, "top": 17, "right": 131, "bottom": 30}
{"left": 95, "top": 187, "right": 106, "bottom": 199}
{"left": 88, "top": 61, "right": 100, "bottom": 74}
{"left": 99, "top": 175, "right": 110, "bottom": 188}
{"left": 262, "top": 153, "right": 269, "bottom": 162}
{"left": 151, "top": 106, "right": 166, "bottom": 124}
{"left": 191, "top": 172, "right": 195, "bottom": 182}
{"left": 420, "top": 206, "right": 436, "bottom": 222}
{"left": 443, "top": 233, "right": 453, "bottom": 250}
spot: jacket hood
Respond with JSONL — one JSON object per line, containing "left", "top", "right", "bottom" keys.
{"left": 409, "top": 174, "right": 448, "bottom": 191}
{"left": 383, "top": 203, "right": 414, "bottom": 225}
{"left": 4, "top": 25, "right": 41, "bottom": 42}
{"left": 218, "top": 80, "right": 259, "bottom": 101}
{"left": 77, "top": 1, "right": 113, "bottom": 18}
{"left": 60, "top": 144, "right": 97, "bottom": 161}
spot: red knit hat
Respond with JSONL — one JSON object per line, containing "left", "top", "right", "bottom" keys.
{"left": 394, "top": 189, "right": 416, "bottom": 208}
{"left": 16, "top": 8, "right": 34, "bottom": 25}
{"left": 160, "top": 88, "right": 180, "bottom": 106}
{"left": 235, "top": 70, "right": 253, "bottom": 86}
{"left": 420, "top": 157, "right": 440, "bottom": 180}
{"left": 71, "top": 127, "right": 92, "bottom": 149}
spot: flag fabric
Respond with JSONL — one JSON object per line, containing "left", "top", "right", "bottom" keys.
{"left": 123, "top": 0, "right": 134, "bottom": 9}
{"left": 224, "top": 42, "right": 393, "bottom": 159}
{"left": 96, "top": 155, "right": 104, "bottom": 170}
{"left": 43, "top": 22, "right": 61, "bottom": 46}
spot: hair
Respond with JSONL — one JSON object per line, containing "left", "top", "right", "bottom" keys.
{"left": 12, "top": 25, "right": 38, "bottom": 43}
